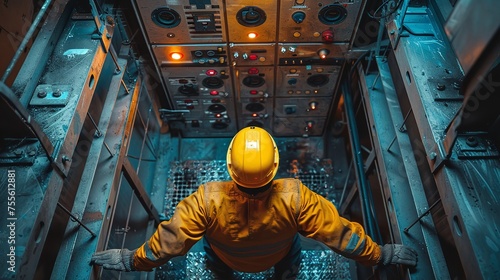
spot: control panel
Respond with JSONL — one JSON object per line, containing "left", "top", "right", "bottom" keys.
{"left": 278, "top": 0, "right": 364, "bottom": 43}
{"left": 135, "top": 0, "right": 366, "bottom": 137}
{"left": 135, "top": 0, "right": 227, "bottom": 44}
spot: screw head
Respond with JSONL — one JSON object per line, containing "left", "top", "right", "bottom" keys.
{"left": 37, "top": 91, "right": 47, "bottom": 98}
{"left": 466, "top": 136, "right": 479, "bottom": 147}
{"left": 436, "top": 83, "right": 446, "bottom": 91}
{"left": 429, "top": 152, "right": 437, "bottom": 160}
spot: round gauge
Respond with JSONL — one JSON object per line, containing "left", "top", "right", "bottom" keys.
{"left": 151, "top": 7, "right": 181, "bottom": 28}
{"left": 236, "top": 6, "right": 266, "bottom": 27}
{"left": 307, "top": 74, "right": 329, "bottom": 87}
{"left": 202, "top": 77, "right": 224, "bottom": 89}
{"left": 208, "top": 104, "right": 226, "bottom": 113}
{"left": 318, "top": 4, "right": 348, "bottom": 25}
{"left": 178, "top": 84, "right": 198, "bottom": 95}
{"left": 243, "top": 76, "right": 265, "bottom": 87}
{"left": 245, "top": 103, "right": 265, "bottom": 112}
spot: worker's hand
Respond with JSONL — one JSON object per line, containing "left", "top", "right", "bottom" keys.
{"left": 90, "top": 249, "right": 136, "bottom": 271}
{"left": 380, "top": 244, "right": 418, "bottom": 267}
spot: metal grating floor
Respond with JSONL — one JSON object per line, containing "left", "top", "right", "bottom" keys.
{"left": 157, "top": 160, "right": 351, "bottom": 279}
{"left": 163, "top": 160, "right": 338, "bottom": 219}
{"left": 155, "top": 250, "right": 351, "bottom": 279}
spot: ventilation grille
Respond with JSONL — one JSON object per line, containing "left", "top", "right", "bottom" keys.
{"left": 184, "top": 6, "right": 223, "bottom": 40}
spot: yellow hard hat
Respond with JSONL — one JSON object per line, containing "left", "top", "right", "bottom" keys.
{"left": 227, "top": 126, "right": 279, "bottom": 188}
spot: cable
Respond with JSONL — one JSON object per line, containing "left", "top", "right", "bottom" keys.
{"left": 368, "top": 0, "right": 403, "bottom": 20}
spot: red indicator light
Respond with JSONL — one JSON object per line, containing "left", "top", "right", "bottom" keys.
{"left": 170, "top": 52, "right": 183, "bottom": 60}
{"left": 251, "top": 113, "right": 258, "bottom": 117}
{"left": 248, "top": 67, "right": 259, "bottom": 75}
{"left": 210, "top": 90, "right": 219, "bottom": 96}
{"left": 250, "top": 90, "right": 258, "bottom": 95}
{"left": 321, "top": 30, "right": 334, "bottom": 43}
{"left": 206, "top": 69, "right": 217, "bottom": 76}
{"left": 215, "top": 113, "right": 222, "bottom": 118}
{"left": 249, "top": 54, "right": 258, "bottom": 60}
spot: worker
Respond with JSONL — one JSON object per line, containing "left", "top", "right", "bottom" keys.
{"left": 91, "top": 126, "right": 417, "bottom": 278}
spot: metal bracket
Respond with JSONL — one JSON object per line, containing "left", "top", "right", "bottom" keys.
{"left": 428, "top": 78, "right": 464, "bottom": 101}
{"left": 456, "top": 133, "right": 499, "bottom": 159}
{"left": 0, "top": 82, "right": 67, "bottom": 176}
{"left": 431, "top": 131, "right": 498, "bottom": 173}
{"left": 29, "top": 84, "right": 73, "bottom": 106}
{"left": 0, "top": 138, "right": 40, "bottom": 166}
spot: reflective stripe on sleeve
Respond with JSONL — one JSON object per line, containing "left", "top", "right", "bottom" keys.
{"left": 345, "top": 233, "right": 361, "bottom": 253}
{"left": 144, "top": 241, "right": 159, "bottom": 261}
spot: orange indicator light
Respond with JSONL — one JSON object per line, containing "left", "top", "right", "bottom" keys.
{"left": 170, "top": 52, "right": 183, "bottom": 60}
{"left": 248, "top": 32, "right": 258, "bottom": 39}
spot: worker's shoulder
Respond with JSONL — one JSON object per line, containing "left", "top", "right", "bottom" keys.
{"left": 274, "top": 178, "right": 302, "bottom": 184}
{"left": 202, "top": 180, "right": 233, "bottom": 192}
{"left": 272, "top": 178, "right": 302, "bottom": 192}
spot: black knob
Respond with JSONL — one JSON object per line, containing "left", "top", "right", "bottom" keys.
{"left": 237, "top": 6, "right": 266, "bottom": 27}
{"left": 178, "top": 84, "right": 198, "bottom": 96}
{"left": 292, "top": 11, "right": 306, "bottom": 24}
{"left": 245, "top": 8, "right": 260, "bottom": 22}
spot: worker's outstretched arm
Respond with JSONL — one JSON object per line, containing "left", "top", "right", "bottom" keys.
{"left": 297, "top": 182, "right": 417, "bottom": 267}
{"left": 91, "top": 185, "right": 208, "bottom": 271}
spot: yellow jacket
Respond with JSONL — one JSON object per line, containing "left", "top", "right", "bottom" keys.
{"left": 133, "top": 178, "right": 381, "bottom": 272}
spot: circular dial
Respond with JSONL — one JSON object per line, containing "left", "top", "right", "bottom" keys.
{"left": 245, "top": 103, "right": 265, "bottom": 112}
{"left": 307, "top": 74, "right": 329, "bottom": 87}
{"left": 318, "top": 4, "right": 348, "bottom": 25}
{"left": 242, "top": 76, "right": 265, "bottom": 88}
{"left": 292, "top": 11, "right": 306, "bottom": 24}
{"left": 178, "top": 84, "right": 198, "bottom": 96}
{"left": 202, "top": 77, "right": 224, "bottom": 89}
{"left": 151, "top": 8, "right": 181, "bottom": 28}
{"left": 208, "top": 104, "right": 226, "bottom": 113}
{"left": 236, "top": 6, "right": 266, "bottom": 27}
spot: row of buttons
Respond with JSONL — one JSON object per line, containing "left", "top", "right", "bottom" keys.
{"left": 287, "top": 90, "right": 320, "bottom": 95}
{"left": 233, "top": 52, "right": 267, "bottom": 62}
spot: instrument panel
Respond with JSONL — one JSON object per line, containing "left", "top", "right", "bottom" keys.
{"left": 135, "top": 0, "right": 365, "bottom": 137}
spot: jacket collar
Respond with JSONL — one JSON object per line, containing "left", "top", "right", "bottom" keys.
{"left": 235, "top": 181, "right": 273, "bottom": 197}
